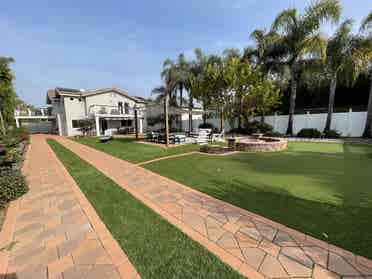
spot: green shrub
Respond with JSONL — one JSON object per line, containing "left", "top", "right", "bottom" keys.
{"left": 297, "top": 128, "right": 322, "bottom": 138}
{"left": 264, "top": 131, "right": 283, "bottom": 137}
{"left": 244, "top": 121, "right": 274, "bottom": 134}
{"left": 198, "top": 123, "right": 214, "bottom": 129}
{"left": 0, "top": 167, "right": 28, "bottom": 208}
{"left": 324, "top": 129, "right": 341, "bottom": 139}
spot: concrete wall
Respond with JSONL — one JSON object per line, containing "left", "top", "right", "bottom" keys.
{"left": 258, "top": 110, "right": 367, "bottom": 137}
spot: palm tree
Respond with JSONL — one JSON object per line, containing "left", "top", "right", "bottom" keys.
{"left": 271, "top": 0, "right": 341, "bottom": 135}
{"left": 323, "top": 19, "right": 355, "bottom": 132}
{"left": 0, "top": 57, "right": 15, "bottom": 135}
{"left": 361, "top": 11, "right": 372, "bottom": 138}
{"left": 187, "top": 49, "right": 207, "bottom": 132}
{"left": 153, "top": 60, "right": 180, "bottom": 146}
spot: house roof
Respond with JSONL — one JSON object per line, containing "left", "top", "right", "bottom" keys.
{"left": 46, "top": 87, "right": 147, "bottom": 104}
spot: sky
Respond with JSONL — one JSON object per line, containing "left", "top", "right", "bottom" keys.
{"left": 0, "top": 0, "right": 370, "bottom": 107}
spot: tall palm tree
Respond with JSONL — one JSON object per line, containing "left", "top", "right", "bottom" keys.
{"left": 153, "top": 60, "right": 179, "bottom": 146}
{"left": 361, "top": 11, "right": 372, "bottom": 138}
{"left": 271, "top": 0, "right": 341, "bottom": 135}
{"left": 323, "top": 19, "right": 356, "bottom": 132}
{"left": 187, "top": 49, "right": 207, "bottom": 132}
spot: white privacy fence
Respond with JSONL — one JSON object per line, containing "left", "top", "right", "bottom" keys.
{"left": 145, "top": 109, "right": 367, "bottom": 137}
{"left": 261, "top": 110, "right": 367, "bottom": 137}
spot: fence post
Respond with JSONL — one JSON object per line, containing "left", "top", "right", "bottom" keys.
{"left": 347, "top": 108, "right": 353, "bottom": 137}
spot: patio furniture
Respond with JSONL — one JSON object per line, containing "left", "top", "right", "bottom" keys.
{"left": 146, "top": 132, "right": 159, "bottom": 142}
{"left": 194, "top": 130, "right": 210, "bottom": 145}
{"left": 211, "top": 132, "right": 225, "bottom": 142}
{"left": 100, "top": 135, "right": 113, "bottom": 143}
{"left": 174, "top": 135, "right": 186, "bottom": 144}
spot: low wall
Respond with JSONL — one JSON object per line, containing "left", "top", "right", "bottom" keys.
{"left": 235, "top": 137, "right": 288, "bottom": 152}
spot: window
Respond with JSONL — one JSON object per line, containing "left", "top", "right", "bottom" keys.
{"left": 124, "top": 103, "right": 129, "bottom": 114}
{"left": 72, "top": 120, "right": 80, "bottom": 128}
{"left": 70, "top": 97, "right": 74, "bottom": 101}
{"left": 118, "top": 102, "right": 123, "bottom": 114}
{"left": 120, "top": 119, "right": 133, "bottom": 127}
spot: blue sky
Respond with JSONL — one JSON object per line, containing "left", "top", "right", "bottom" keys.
{"left": 0, "top": 0, "right": 369, "bottom": 106}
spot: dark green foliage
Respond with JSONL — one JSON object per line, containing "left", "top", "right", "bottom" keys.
{"left": 244, "top": 120, "right": 274, "bottom": 134}
{"left": 297, "top": 128, "right": 322, "bottom": 138}
{"left": 0, "top": 127, "right": 29, "bottom": 166}
{"left": 264, "top": 130, "right": 284, "bottom": 137}
{"left": 324, "top": 129, "right": 341, "bottom": 138}
{"left": 198, "top": 122, "right": 214, "bottom": 129}
{"left": 0, "top": 167, "right": 28, "bottom": 208}
{"left": 47, "top": 139, "right": 244, "bottom": 279}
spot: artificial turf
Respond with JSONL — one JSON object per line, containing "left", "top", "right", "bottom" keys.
{"left": 73, "top": 137, "right": 200, "bottom": 163}
{"left": 47, "top": 139, "right": 244, "bottom": 279}
{"left": 144, "top": 142, "right": 372, "bottom": 259}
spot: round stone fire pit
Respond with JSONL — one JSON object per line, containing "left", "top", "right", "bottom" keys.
{"left": 234, "top": 136, "right": 287, "bottom": 152}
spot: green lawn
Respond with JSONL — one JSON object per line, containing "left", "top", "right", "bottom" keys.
{"left": 47, "top": 139, "right": 243, "bottom": 279}
{"left": 73, "top": 137, "right": 200, "bottom": 163}
{"left": 144, "top": 142, "right": 372, "bottom": 259}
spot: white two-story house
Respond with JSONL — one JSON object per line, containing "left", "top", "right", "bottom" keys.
{"left": 46, "top": 87, "right": 147, "bottom": 136}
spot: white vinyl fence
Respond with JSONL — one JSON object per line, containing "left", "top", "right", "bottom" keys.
{"left": 260, "top": 109, "right": 367, "bottom": 137}
{"left": 146, "top": 109, "right": 367, "bottom": 137}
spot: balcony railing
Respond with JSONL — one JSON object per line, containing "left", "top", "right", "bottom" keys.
{"left": 88, "top": 105, "right": 143, "bottom": 117}
{"left": 15, "top": 108, "right": 52, "bottom": 117}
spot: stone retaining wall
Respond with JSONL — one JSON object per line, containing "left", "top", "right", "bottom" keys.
{"left": 235, "top": 137, "right": 288, "bottom": 152}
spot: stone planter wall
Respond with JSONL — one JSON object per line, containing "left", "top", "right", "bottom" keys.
{"left": 235, "top": 137, "right": 288, "bottom": 152}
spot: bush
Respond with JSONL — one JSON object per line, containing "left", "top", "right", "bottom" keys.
{"left": 244, "top": 121, "right": 274, "bottom": 134}
{"left": 0, "top": 167, "right": 28, "bottom": 208}
{"left": 198, "top": 123, "right": 214, "bottom": 129}
{"left": 324, "top": 129, "right": 341, "bottom": 139}
{"left": 264, "top": 131, "right": 284, "bottom": 137}
{"left": 297, "top": 128, "right": 322, "bottom": 138}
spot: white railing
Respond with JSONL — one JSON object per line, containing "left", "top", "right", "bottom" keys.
{"left": 15, "top": 108, "right": 51, "bottom": 117}
{"left": 88, "top": 105, "right": 143, "bottom": 117}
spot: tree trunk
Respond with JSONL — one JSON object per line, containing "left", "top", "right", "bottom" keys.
{"left": 363, "top": 76, "right": 372, "bottom": 138}
{"left": 286, "top": 70, "right": 297, "bottom": 136}
{"left": 260, "top": 113, "right": 265, "bottom": 123}
{"left": 0, "top": 98, "right": 6, "bottom": 136}
{"left": 324, "top": 73, "right": 337, "bottom": 133}
{"left": 220, "top": 110, "right": 224, "bottom": 132}
{"left": 179, "top": 87, "right": 183, "bottom": 131}
{"left": 202, "top": 102, "right": 207, "bottom": 125}
{"left": 188, "top": 94, "right": 193, "bottom": 133}
{"left": 164, "top": 93, "right": 169, "bottom": 146}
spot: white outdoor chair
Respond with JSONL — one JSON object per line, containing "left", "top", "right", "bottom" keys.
{"left": 211, "top": 132, "right": 225, "bottom": 142}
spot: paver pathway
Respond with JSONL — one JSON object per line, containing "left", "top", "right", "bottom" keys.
{"left": 53, "top": 136, "right": 372, "bottom": 279}
{"left": 0, "top": 135, "right": 139, "bottom": 279}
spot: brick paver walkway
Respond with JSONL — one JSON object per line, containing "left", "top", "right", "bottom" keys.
{"left": 53, "top": 136, "right": 372, "bottom": 279}
{"left": 0, "top": 135, "right": 139, "bottom": 279}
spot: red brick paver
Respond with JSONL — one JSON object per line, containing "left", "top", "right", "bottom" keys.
{"left": 0, "top": 135, "right": 139, "bottom": 279}
{"left": 53, "top": 135, "right": 372, "bottom": 279}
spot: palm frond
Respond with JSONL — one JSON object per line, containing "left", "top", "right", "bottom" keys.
{"left": 303, "top": 0, "right": 341, "bottom": 31}
{"left": 360, "top": 11, "right": 372, "bottom": 33}
{"left": 271, "top": 8, "right": 297, "bottom": 33}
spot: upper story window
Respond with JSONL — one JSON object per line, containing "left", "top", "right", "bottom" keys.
{"left": 124, "top": 103, "right": 129, "bottom": 114}
{"left": 118, "top": 102, "right": 123, "bottom": 114}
